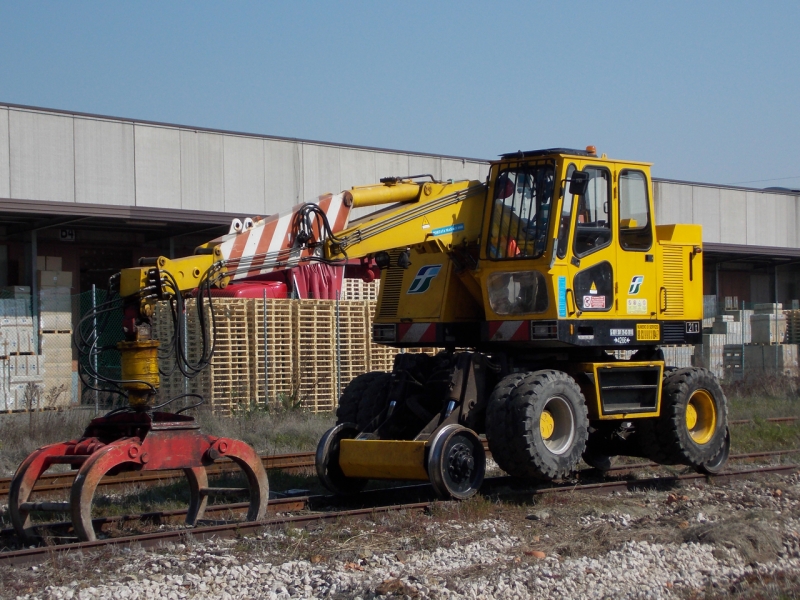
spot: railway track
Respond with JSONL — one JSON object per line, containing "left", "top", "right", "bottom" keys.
{"left": 0, "top": 450, "right": 797, "bottom": 567}
{"left": 1, "top": 416, "right": 796, "bottom": 499}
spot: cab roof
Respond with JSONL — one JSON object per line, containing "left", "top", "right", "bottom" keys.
{"left": 499, "top": 148, "right": 594, "bottom": 159}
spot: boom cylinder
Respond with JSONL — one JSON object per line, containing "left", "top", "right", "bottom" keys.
{"left": 347, "top": 182, "right": 421, "bottom": 208}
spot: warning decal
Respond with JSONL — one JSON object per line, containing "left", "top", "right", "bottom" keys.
{"left": 583, "top": 295, "right": 606, "bottom": 309}
{"left": 636, "top": 323, "right": 660, "bottom": 341}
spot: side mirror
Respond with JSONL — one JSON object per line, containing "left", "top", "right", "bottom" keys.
{"left": 568, "top": 170, "right": 590, "bottom": 196}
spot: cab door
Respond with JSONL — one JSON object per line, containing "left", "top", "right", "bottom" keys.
{"left": 566, "top": 162, "right": 616, "bottom": 320}
{"left": 614, "top": 168, "right": 657, "bottom": 329}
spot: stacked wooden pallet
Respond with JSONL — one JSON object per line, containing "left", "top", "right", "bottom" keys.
{"left": 294, "top": 300, "right": 336, "bottom": 413}
{"left": 341, "top": 278, "right": 380, "bottom": 302}
{"left": 786, "top": 310, "right": 800, "bottom": 344}
{"left": 251, "top": 299, "right": 296, "bottom": 409}
{"left": 151, "top": 293, "right": 440, "bottom": 415}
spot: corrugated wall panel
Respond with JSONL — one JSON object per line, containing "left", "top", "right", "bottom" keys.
{"left": 9, "top": 109, "right": 74, "bottom": 202}
{"left": 134, "top": 125, "right": 181, "bottom": 209}
{"left": 74, "top": 118, "right": 135, "bottom": 206}
{"left": 223, "top": 135, "right": 265, "bottom": 215}
{"left": 180, "top": 130, "right": 224, "bottom": 212}
{"left": 264, "top": 139, "right": 303, "bottom": 213}
{"left": 719, "top": 189, "right": 746, "bottom": 244}
{"left": 0, "top": 108, "right": 9, "bottom": 197}
{"left": 302, "top": 144, "right": 341, "bottom": 200}
{"left": 787, "top": 196, "right": 798, "bottom": 248}
{"left": 691, "top": 186, "right": 720, "bottom": 243}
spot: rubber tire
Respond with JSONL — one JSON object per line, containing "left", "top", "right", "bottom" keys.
{"left": 643, "top": 367, "right": 728, "bottom": 468}
{"left": 356, "top": 372, "right": 392, "bottom": 432}
{"left": 487, "top": 370, "right": 589, "bottom": 480}
{"left": 697, "top": 426, "right": 731, "bottom": 475}
{"left": 335, "top": 372, "right": 386, "bottom": 426}
{"left": 485, "top": 373, "right": 527, "bottom": 474}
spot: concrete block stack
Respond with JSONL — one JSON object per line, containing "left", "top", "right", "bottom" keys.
{"left": 712, "top": 315, "right": 743, "bottom": 345}
{"left": 36, "top": 256, "right": 75, "bottom": 408}
{"left": 744, "top": 344, "right": 799, "bottom": 376}
{"left": 660, "top": 345, "right": 694, "bottom": 369}
{"left": 750, "top": 303, "right": 787, "bottom": 344}
{"left": 722, "top": 309, "right": 753, "bottom": 343}
{"left": 0, "top": 286, "right": 42, "bottom": 410}
{"left": 692, "top": 333, "right": 726, "bottom": 379}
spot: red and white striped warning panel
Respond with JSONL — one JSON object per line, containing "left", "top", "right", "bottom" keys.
{"left": 487, "top": 320, "right": 529, "bottom": 342}
{"left": 216, "top": 193, "right": 350, "bottom": 280}
{"left": 398, "top": 323, "right": 437, "bottom": 344}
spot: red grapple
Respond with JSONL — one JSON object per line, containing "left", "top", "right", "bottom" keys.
{"left": 9, "top": 411, "right": 268, "bottom": 542}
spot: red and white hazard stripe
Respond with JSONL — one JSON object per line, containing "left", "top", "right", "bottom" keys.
{"left": 397, "top": 323, "right": 437, "bottom": 344}
{"left": 217, "top": 193, "right": 350, "bottom": 280}
{"left": 487, "top": 321, "right": 529, "bottom": 342}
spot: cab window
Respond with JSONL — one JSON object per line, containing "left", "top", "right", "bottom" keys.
{"left": 487, "top": 163, "right": 555, "bottom": 259}
{"left": 573, "top": 166, "right": 611, "bottom": 257}
{"left": 556, "top": 163, "right": 576, "bottom": 259}
{"left": 618, "top": 170, "right": 653, "bottom": 251}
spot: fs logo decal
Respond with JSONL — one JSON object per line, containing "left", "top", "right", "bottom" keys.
{"left": 628, "top": 275, "right": 644, "bottom": 295}
{"left": 407, "top": 265, "right": 442, "bottom": 294}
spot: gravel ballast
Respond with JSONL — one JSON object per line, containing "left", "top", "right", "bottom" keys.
{"left": 4, "top": 469, "right": 800, "bottom": 599}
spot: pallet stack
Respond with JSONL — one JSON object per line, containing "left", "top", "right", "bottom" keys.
{"left": 294, "top": 300, "right": 337, "bottom": 413}
{"left": 251, "top": 299, "right": 296, "bottom": 409}
{"left": 785, "top": 310, "right": 800, "bottom": 344}
{"left": 336, "top": 300, "right": 370, "bottom": 397}
{"left": 341, "top": 278, "right": 380, "bottom": 302}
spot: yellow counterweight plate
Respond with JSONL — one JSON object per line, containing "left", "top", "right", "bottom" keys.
{"left": 339, "top": 439, "right": 429, "bottom": 480}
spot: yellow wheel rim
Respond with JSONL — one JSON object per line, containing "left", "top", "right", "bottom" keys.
{"left": 686, "top": 389, "right": 716, "bottom": 445}
{"left": 540, "top": 410, "right": 555, "bottom": 440}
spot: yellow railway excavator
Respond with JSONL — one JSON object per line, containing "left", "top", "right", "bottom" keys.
{"left": 312, "top": 146, "right": 729, "bottom": 498}
{"left": 10, "top": 147, "right": 729, "bottom": 544}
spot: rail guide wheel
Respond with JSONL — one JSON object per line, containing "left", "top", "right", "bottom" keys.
{"left": 316, "top": 423, "right": 369, "bottom": 495}
{"left": 427, "top": 424, "right": 486, "bottom": 500}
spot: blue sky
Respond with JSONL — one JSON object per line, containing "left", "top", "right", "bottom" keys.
{"left": 1, "top": 1, "right": 798, "bottom": 188}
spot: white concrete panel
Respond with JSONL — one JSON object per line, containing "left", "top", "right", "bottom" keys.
{"left": 408, "top": 155, "right": 441, "bottom": 181}
{"left": 691, "top": 186, "right": 720, "bottom": 243}
{"left": 477, "top": 162, "right": 491, "bottom": 183}
{"left": 180, "top": 131, "right": 224, "bottom": 212}
{"left": 442, "top": 158, "right": 480, "bottom": 182}
{"left": 264, "top": 139, "right": 302, "bottom": 214}
{"left": 74, "top": 118, "right": 134, "bottom": 206}
{"left": 223, "top": 135, "right": 265, "bottom": 215}
{"left": 774, "top": 194, "right": 790, "bottom": 247}
{"left": 0, "top": 109, "right": 9, "bottom": 197}
{"left": 718, "top": 189, "right": 746, "bottom": 244}
{"left": 375, "top": 152, "right": 409, "bottom": 180}
{"left": 654, "top": 181, "right": 693, "bottom": 226}
{"left": 340, "top": 148, "right": 376, "bottom": 191}
{"left": 787, "top": 195, "right": 798, "bottom": 248}
{"left": 746, "top": 191, "right": 775, "bottom": 246}
{"left": 9, "top": 110, "right": 74, "bottom": 202}
{"left": 302, "top": 144, "right": 341, "bottom": 200}
{"left": 134, "top": 125, "right": 181, "bottom": 209}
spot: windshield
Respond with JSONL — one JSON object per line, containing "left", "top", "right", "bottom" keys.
{"left": 487, "top": 163, "right": 555, "bottom": 259}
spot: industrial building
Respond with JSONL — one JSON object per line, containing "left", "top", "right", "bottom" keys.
{"left": 1, "top": 102, "right": 799, "bottom": 410}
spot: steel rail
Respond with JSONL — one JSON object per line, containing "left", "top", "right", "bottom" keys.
{"left": 3, "top": 416, "right": 796, "bottom": 498}
{"left": 1, "top": 462, "right": 796, "bottom": 568}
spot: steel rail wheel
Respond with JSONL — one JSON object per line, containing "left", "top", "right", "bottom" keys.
{"left": 316, "top": 424, "right": 368, "bottom": 495}
{"left": 427, "top": 424, "right": 485, "bottom": 500}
